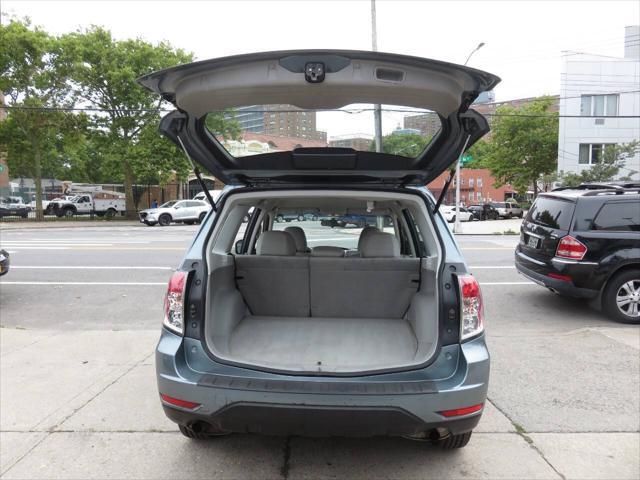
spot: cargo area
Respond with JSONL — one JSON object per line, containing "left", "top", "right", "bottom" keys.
{"left": 204, "top": 190, "right": 441, "bottom": 374}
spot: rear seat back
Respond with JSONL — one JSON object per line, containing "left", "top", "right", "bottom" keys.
{"left": 310, "top": 233, "right": 420, "bottom": 318}
{"left": 235, "top": 231, "right": 310, "bottom": 317}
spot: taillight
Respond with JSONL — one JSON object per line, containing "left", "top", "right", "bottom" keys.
{"left": 163, "top": 271, "right": 187, "bottom": 335}
{"left": 439, "top": 403, "right": 484, "bottom": 417}
{"left": 458, "top": 274, "right": 484, "bottom": 341}
{"left": 555, "top": 235, "right": 587, "bottom": 260}
{"left": 160, "top": 393, "right": 200, "bottom": 410}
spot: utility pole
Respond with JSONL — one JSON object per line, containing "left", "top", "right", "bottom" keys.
{"left": 371, "top": 0, "right": 383, "bottom": 153}
{"left": 454, "top": 42, "right": 485, "bottom": 233}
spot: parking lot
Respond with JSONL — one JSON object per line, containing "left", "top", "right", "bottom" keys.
{"left": 0, "top": 223, "right": 638, "bottom": 479}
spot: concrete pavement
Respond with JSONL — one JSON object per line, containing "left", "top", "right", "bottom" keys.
{"left": 1, "top": 225, "right": 639, "bottom": 479}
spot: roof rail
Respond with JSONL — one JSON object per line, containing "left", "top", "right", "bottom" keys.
{"left": 582, "top": 187, "right": 640, "bottom": 196}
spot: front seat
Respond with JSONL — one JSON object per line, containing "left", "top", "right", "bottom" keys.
{"left": 284, "top": 226, "right": 310, "bottom": 255}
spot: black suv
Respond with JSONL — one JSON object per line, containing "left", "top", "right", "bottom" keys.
{"left": 515, "top": 182, "right": 640, "bottom": 324}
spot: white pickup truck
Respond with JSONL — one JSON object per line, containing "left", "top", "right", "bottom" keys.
{"left": 48, "top": 191, "right": 126, "bottom": 218}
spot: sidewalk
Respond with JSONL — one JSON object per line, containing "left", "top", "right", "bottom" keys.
{"left": 451, "top": 217, "right": 523, "bottom": 235}
{"left": 1, "top": 327, "right": 637, "bottom": 479}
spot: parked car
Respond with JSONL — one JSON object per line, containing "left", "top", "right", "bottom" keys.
{"left": 491, "top": 202, "right": 523, "bottom": 219}
{"left": 138, "top": 49, "right": 498, "bottom": 447}
{"left": 0, "top": 249, "right": 9, "bottom": 275}
{"left": 138, "top": 199, "right": 211, "bottom": 226}
{"left": 47, "top": 192, "right": 125, "bottom": 218}
{"left": 441, "top": 205, "right": 474, "bottom": 223}
{"left": 468, "top": 204, "right": 499, "bottom": 221}
{"left": 192, "top": 190, "right": 223, "bottom": 205}
{"left": 0, "top": 196, "right": 30, "bottom": 219}
{"left": 39, "top": 195, "right": 77, "bottom": 214}
{"left": 515, "top": 182, "right": 640, "bottom": 323}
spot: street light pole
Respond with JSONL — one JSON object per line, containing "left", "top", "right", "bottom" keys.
{"left": 454, "top": 42, "right": 485, "bottom": 233}
{"left": 371, "top": 0, "right": 383, "bottom": 153}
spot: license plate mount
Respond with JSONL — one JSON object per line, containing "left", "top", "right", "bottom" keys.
{"left": 527, "top": 236, "right": 539, "bottom": 248}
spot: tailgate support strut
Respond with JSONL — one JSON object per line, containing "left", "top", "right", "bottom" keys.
{"left": 177, "top": 136, "right": 216, "bottom": 211}
{"left": 434, "top": 134, "right": 471, "bottom": 215}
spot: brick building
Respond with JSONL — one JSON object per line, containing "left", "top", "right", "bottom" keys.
{"left": 329, "top": 134, "right": 373, "bottom": 151}
{"left": 427, "top": 168, "right": 517, "bottom": 205}
{"left": 230, "top": 105, "right": 327, "bottom": 142}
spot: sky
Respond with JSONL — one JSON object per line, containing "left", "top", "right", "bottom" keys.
{"left": 2, "top": 0, "right": 639, "bottom": 138}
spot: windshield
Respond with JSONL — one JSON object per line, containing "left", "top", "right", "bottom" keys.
{"left": 207, "top": 104, "right": 440, "bottom": 160}
{"left": 160, "top": 201, "right": 178, "bottom": 208}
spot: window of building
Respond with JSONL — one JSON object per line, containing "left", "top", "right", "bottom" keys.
{"left": 469, "top": 178, "right": 474, "bottom": 188}
{"left": 580, "top": 94, "right": 619, "bottom": 117}
{"left": 477, "top": 178, "right": 483, "bottom": 188}
{"left": 578, "top": 143, "right": 616, "bottom": 165}
{"left": 476, "top": 192, "right": 482, "bottom": 202}
{"left": 591, "top": 202, "right": 640, "bottom": 231}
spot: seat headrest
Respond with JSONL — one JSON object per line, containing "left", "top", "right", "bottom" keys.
{"left": 284, "top": 226, "right": 308, "bottom": 252}
{"left": 256, "top": 231, "right": 296, "bottom": 256}
{"left": 360, "top": 232, "right": 400, "bottom": 258}
{"left": 357, "top": 226, "right": 380, "bottom": 251}
{"left": 311, "top": 246, "right": 345, "bottom": 257}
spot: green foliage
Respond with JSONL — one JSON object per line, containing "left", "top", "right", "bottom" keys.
{"left": 481, "top": 97, "right": 558, "bottom": 196}
{"left": 0, "top": 17, "right": 79, "bottom": 218}
{"left": 558, "top": 141, "right": 640, "bottom": 187}
{"left": 464, "top": 140, "right": 491, "bottom": 168}
{"left": 369, "top": 133, "right": 431, "bottom": 157}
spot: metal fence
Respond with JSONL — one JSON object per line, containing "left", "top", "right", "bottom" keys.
{"left": 0, "top": 182, "right": 204, "bottom": 222}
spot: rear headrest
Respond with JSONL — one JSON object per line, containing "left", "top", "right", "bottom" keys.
{"left": 360, "top": 232, "right": 400, "bottom": 258}
{"left": 256, "top": 231, "right": 296, "bottom": 256}
{"left": 357, "top": 226, "right": 380, "bottom": 251}
{"left": 311, "top": 246, "right": 345, "bottom": 257}
{"left": 284, "top": 226, "right": 308, "bottom": 253}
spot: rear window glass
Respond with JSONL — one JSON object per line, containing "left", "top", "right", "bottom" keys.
{"left": 526, "top": 197, "right": 575, "bottom": 230}
{"left": 271, "top": 212, "right": 395, "bottom": 250}
{"left": 592, "top": 202, "right": 640, "bottom": 231}
{"left": 207, "top": 104, "right": 439, "bottom": 160}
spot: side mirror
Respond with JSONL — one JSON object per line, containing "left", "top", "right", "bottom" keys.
{"left": 174, "top": 205, "right": 180, "bottom": 209}
{"left": 235, "top": 240, "right": 244, "bottom": 254}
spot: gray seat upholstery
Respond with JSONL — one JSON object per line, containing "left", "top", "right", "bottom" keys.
{"left": 236, "top": 231, "right": 310, "bottom": 317}
{"left": 311, "top": 246, "right": 345, "bottom": 257}
{"left": 310, "top": 232, "right": 420, "bottom": 319}
{"left": 357, "top": 226, "right": 380, "bottom": 252}
{"left": 284, "top": 226, "right": 310, "bottom": 255}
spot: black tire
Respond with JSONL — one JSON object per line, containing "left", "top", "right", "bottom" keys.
{"left": 198, "top": 212, "right": 206, "bottom": 224}
{"left": 602, "top": 269, "right": 640, "bottom": 324}
{"left": 21, "top": 212, "right": 28, "bottom": 219}
{"left": 63, "top": 207, "right": 75, "bottom": 218}
{"left": 297, "top": 214, "right": 305, "bottom": 222}
{"left": 178, "top": 423, "right": 230, "bottom": 440}
{"left": 312, "top": 215, "right": 318, "bottom": 221}
{"left": 276, "top": 215, "right": 284, "bottom": 223}
{"left": 518, "top": 212, "right": 524, "bottom": 218}
{"left": 438, "top": 431, "right": 472, "bottom": 449}
{"left": 158, "top": 213, "right": 172, "bottom": 227}
{"left": 104, "top": 208, "right": 116, "bottom": 219}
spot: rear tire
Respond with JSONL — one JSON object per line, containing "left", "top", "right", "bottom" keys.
{"left": 297, "top": 214, "right": 304, "bottom": 221}
{"left": 198, "top": 212, "right": 206, "bottom": 224}
{"left": 438, "top": 431, "right": 472, "bottom": 449}
{"left": 158, "top": 213, "right": 171, "bottom": 227}
{"left": 63, "top": 207, "right": 75, "bottom": 218}
{"left": 276, "top": 215, "right": 284, "bottom": 223}
{"left": 603, "top": 269, "right": 640, "bottom": 324}
{"left": 104, "top": 208, "right": 116, "bottom": 219}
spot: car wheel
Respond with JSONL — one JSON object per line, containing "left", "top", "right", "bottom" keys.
{"left": 437, "top": 431, "right": 472, "bottom": 449}
{"left": 178, "top": 423, "right": 230, "bottom": 440}
{"left": 518, "top": 212, "right": 524, "bottom": 218}
{"left": 198, "top": 212, "right": 207, "bottom": 224}
{"left": 312, "top": 215, "right": 318, "bottom": 221}
{"left": 104, "top": 208, "right": 116, "bottom": 219}
{"left": 276, "top": 215, "right": 284, "bottom": 223}
{"left": 144, "top": 221, "right": 157, "bottom": 227}
{"left": 158, "top": 213, "right": 172, "bottom": 226}
{"left": 297, "top": 214, "right": 305, "bottom": 222}
{"left": 603, "top": 270, "right": 640, "bottom": 324}
{"left": 63, "top": 207, "right": 75, "bottom": 218}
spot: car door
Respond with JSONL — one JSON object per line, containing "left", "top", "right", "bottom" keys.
{"left": 137, "top": 50, "right": 500, "bottom": 188}
{"left": 172, "top": 201, "right": 189, "bottom": 220}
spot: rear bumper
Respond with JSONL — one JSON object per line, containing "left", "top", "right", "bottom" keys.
{"left": 155, "top": 331, "right": 490, "bottom": 437}
{"left": 515, "top": 249, "right": 599, "bottom": 298}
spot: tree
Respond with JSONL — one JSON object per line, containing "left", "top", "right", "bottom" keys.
{"left": 369, "top": 132, "right": 431, "bottom": 158}
{"left": 558, "top": 141, "right": 640, "bottom": 187}
{"left": 464, "top": 140, "right": 491, "bottom": 168}
{"left": 482, "top": 97, "right": 558, "bottom": 197}
{"left": 59, "top": 27, "right": 213, "bottom": 216}
{"left": 0, "top": 18, "right": 78, "bottom": 219}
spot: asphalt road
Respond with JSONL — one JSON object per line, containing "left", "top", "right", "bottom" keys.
{"left": 0, "top": 223, "right": 638, "bottom": 479}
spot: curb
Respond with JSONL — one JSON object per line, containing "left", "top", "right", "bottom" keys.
{"left": 0, "top": 221, "right": 143, "bottom": 231}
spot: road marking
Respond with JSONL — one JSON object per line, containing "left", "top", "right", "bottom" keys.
{"left": 479, "top": 281, "right": 535, "bottom": 285}
{"left": 0, "top": 281, "right": 166, "bottom": 286}
{"left": 469, "top": 265, "right": 515, "bottom": 269}
{"left": 11, "top": 266, "right": 173, "bottom": 270}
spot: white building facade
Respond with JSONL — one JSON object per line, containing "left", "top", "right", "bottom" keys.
{"left": 557, "top": 26, "right": 640, "bottom": 180}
